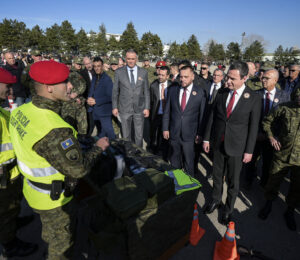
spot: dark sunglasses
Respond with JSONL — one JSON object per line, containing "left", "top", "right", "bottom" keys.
{"left": 201, "top": 67, "right": 208, "bottom": 70}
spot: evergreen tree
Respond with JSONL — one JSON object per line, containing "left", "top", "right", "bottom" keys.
{"left": 273, "top": 45, "right": 284, "bottom": 63}
{"left": 95, "top": 23, "right": 107, "bottom": 56}
{"left": 120, "top": 22, "right": 139, "bottom": 54}
{"left": 179, "top": 42, "right": 189, "bottom": 59}
{"left": 88, "top": 30, "right": 97, "bottom": 54}
{"left": 44, "top": 23, "right": 61, "bottom": 53}
{"left": 167, "top": 41, "right": 180, "bottom": 61}
{"left": 76, "top": 28, "right": 90, "bottom": 55}
{"left": 208, "top": 40, "right": 225, "bottom": 62}
{"left": 107, "top": 36, "right": 120, "bottom": 53}
{"left": 226, "top": 42, "right": 241, "bottom": 61}
{"left": 139, "top": 32, "right": 163, "bottom": 59}
{"left": 186, "top": 34, "right": 202, "bottom": 60}
{"left": 243, "top": 40, "right": 264, "bottom": 61}
{"left": 60, "top": 20, "right": 76, "bottom": 53}
{"left": 27, "top": 25, "right": 45, "bottom": 50}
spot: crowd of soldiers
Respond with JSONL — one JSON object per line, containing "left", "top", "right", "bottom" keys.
{"left": 0, "top": 48, "right": 299, "bottom": 259}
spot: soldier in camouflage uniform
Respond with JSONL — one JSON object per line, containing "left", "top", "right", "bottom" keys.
{"left": 21, "top": 49, "right": 42, "bottom": 98}
{"left": 258, "top": 89, "right": 300, "bottom": 231}
{"left": 107, "top": 57, "right": 121, "bottom": 137}
{"left": 0, "top": 68, "right": 38, "bottom": 257}
{"left": 9, "top": 61, "right": 110, "bottom": 259}
{"left": 61, "top": 57, "right": 88, "bottom": 135}
{"left": 143, "top": 56, "right": 156, "bottom": 85}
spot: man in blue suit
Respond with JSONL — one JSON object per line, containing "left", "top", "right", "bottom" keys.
{"left": 162, "top": 66, "right": 206, "bottom": 176}
{"left": 245, "top": 69, "right": 290, "bottom": 188}
{"left": 87, "top": 57, "right": 115, "bottom": 139}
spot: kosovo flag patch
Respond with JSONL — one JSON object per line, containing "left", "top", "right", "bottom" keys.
{"left": 61, "top": 138, "right": 74, "bottom": 150}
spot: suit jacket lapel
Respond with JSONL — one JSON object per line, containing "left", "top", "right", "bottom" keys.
{"left": 272, "top": 88, "right": 281, "bottom": 109}
{"left": 222, "top": 89, "right": 229, "bottom": 117}
{"left": 229, "top": 88, "right": 247, "bottom": 118}
{"left": 183, "top": 85, "right": 196, "bottom": 113}
{"left": 176, "top": 86, "right": 181, "bottom": 112}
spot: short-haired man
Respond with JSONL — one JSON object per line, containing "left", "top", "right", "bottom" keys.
{"left": 170, "top": 63, "right": 180, "bottom": 84}
{"left": 150, "top": 66, "right": 172, "bottom": 159}
{"left": 203, "top": 61, "right": 261, "bottom": 225}
{"left": 245, "top": 69, "right": 290, "bottom": 188}
{"left": 112, "top": 50, "right": 150, "bottom": 147}
{"left": 87, "top": 57, "right": 115, "bottom": 139}
{"left": 163, "top": 66, "right": 206, "bottom": 176}
{"left": 281, "top": 64, "right": 300, "bottom": 99}
{"left": 199, "top": 62, "right": 213, "bottom": 85}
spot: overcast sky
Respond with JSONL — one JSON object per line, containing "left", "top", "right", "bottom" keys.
{"left": 1, "top": 0, "right": 299, "bottom": 53}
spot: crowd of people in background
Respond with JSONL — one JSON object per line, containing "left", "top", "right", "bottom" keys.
{"left": 1, "top": 49, "right": 299, "bottom": 232}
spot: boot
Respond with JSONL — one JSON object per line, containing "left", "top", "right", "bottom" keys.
{"left": 2, "top": 237, "right": 38, "bottom": 257}
{"left": 284, "top": 207, "right": 297, "bottom": 231}
{"left": 258, "top": 200, "right": 272, "bottom": 220}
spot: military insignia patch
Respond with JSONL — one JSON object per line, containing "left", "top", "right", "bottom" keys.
{"left": 274, "top": 98, "right": 279, "bottom": 103}
{"left": 192, "top": 91, "right": 197, "bottom": 95}
{"left": 61, "top": 138, "right": 74, "bottom": 150}
{"left": 244, "top": 93, "right": 250, "bottom": 98}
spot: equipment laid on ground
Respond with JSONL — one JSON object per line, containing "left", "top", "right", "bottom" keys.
{"left": 81, "top": 139, "right": 202, "bottom": 259}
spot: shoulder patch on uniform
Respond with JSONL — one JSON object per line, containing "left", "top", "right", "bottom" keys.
{"left": 61, "top": 138, "right": 74, "bottom": 150}
{"left": 65, "top": 149, "right": 80, "bottom": 161}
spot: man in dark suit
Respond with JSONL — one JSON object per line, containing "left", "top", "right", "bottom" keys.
{"left": 112, "top": 49, "right": 150, "bottom": 147}
{"left": 203, "top": 61, "right": 261, "bottom": 225}
{"left": 280, "top": 64, "right": 300, "bottom": 100}
{"left": 163, "top": 66, "right": 206, "bottom": 176}
{"left": 245, "top": 69, "right": 290, "bottom": 188}
{"left": 149, "top": 66, "right": 172, "bottom": 160}
{"left": 81, "top": 56, "right": 94, "bottom": 98}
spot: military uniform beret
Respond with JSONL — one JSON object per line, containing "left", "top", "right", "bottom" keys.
{"left": 0, "top": 68, "right": 17, "bottom": 84}
{"left": 156, "top": 61, "right": 166, "bottom": 67}
{"left": 29, "top": 60, "right": 70, "bottom": 84}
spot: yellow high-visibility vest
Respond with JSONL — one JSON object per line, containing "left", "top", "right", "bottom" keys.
{"left": 9, "top": 102, "right": 77, "bottom": 210}
{"left": 0, "top": 107, "right": 19, "bottom": 180}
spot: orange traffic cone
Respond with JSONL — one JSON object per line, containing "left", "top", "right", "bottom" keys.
{"left": 189, "top": 203, "right": 205, "bottom": 246}
{"left": 214, "top": 221, "right": 240, "bottom": 260}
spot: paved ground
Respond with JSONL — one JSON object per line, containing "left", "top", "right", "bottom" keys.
{"left": 0, "top": 150, "right": 299, "bottom": 260}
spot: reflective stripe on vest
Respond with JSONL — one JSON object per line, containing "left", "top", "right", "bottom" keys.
{"left": 18, "top": 160, "right": 58, "bottom": 178}
{"left": 0, "top": 158, "right": 15, "bottom": 166}
{"left": 167, "top": 171, "right": 199, "bottom": 192}
{"left": 0, "top": 143, "right": 13, "bottom": 152}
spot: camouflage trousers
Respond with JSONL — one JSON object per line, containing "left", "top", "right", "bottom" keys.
{"left": 0, "top": 176, "right": 22, "bottom": 244}
{"left": 34, "top": 199, "right": 78, "bottom": 260}
{"left": 61, "top": 103, "right": 88, "bottom": 135}
{"left": 265, "top": 159, "right": 300, "bottom": 208}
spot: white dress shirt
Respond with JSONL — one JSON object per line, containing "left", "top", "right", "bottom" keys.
{"left": 226, "top": 84, "right": 246, "bottom": 111}
{"left": 159, "top": 81, "right": 168, "bottom": 100}
{"left": 209, "top": 81, "right": 222, "bottom": 97}
{"left": 88, "top": 71, "right": 93, "bottom": 81}
{"left": 179, "top": 83, "right": 193, "bottom": 105}
{"left": 127, "top": 65, "right": 137, "bottom": 84}
{"left": 263, "top": 87, "right": 276, "bottom": 111}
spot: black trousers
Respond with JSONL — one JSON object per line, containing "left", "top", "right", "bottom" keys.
{"left": 212, "top": 144, "right": 243, "bottom": 214}
{"left": 245, "top": 139, "right": 273, "bottom": 186}
{"left": 170, "top": 138, "right": 195, "bottom": 176}
{"left": 150, "top": 115, "right": 169, "bottom": 161}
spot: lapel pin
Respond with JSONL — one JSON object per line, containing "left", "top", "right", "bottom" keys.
{"left": 244, "top": 93, "right": 250, "bottom": 98}
{"left": 274, "top": 98, "right": 279, "bottom": 103}
{"left": 138, "top": 76, "right": 143, "bottom": 81}
{"left": 192, "top": 91, "right": 197, "bottom": 96}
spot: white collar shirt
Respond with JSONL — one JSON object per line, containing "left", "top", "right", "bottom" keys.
{"left": 225, "top": 84, "right": 246, "bottom": 111}
{"left": 127, "top": 65, "right": 137, "bottom": 84}
{"left": 159, "top": 81, "right": 168, "bottom": 100}
{"left": 263, "top": 87, "right": 276, "bottom": 110}
{"left": 179, "top": 83, "right": 193, "bottom": 105}
{"left": 209, "top": 81, "right": 222, "bottom": 96}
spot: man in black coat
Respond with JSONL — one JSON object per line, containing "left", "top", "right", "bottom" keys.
{"left": 203, "top": 61, "right": 261, "bottom": 225}
{"left": 163, "top": 66, "right": 206, "bottom": 176}
{"left": 149, "top": 66, "right": 173, "bottom": 159}
{"left": 280, "top": 64, "right": 300, "bottom": 100}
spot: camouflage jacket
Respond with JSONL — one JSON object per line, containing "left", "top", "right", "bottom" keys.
{"left": 262, "top": 101, "right": 300, "bottom": 165}
{"left": 69, "top": 69, "right": 86, "bottom": 96}
{"left": 32, "top": 95, "right": 102, "bottom": 178}
{"left": 21, "top": 63, "right": 36, "bottom": 96}
{"left": 144, "top": 66, "right": 157, "bottom": 86}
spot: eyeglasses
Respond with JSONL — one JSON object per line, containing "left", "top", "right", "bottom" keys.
{"left": 262, "top": 77, "right": 271, "bottom": 80}
{"left": 289, "top": 70, "right": 298, "bottom": 72}
{"left": 201, "top": 67, "right": 208, "bottom": 70}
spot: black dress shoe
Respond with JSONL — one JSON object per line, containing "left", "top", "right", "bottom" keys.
{"left": 284, "top": 208, "right": 297, "bottom": 231}
{"left": 220, "top": 212, "right": 232, "bottom": 225}
{"left": 204, "top": 201, "right": 220, "bottom": 214}
{"left": 258, "top": 200, "right": 272, "bottom": 220}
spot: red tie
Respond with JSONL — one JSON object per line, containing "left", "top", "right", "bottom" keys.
{"left": 226, "top": 90, "right": 236, "bottom": 118}
{"left": 265, "top": 92, "right": 270, "bottom": 115}
{"left": 181, "top": 88, "right": 187, "bottom": 111}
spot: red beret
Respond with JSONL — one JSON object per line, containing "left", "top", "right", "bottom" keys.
{"left": 0, "top": 68, "right": 16, "bottom": 84}
{"left": 156, "top": 61, "right": 166, "bottom": 67}
{"left": 29, "top": 60, "right": 70, "bottom": 84}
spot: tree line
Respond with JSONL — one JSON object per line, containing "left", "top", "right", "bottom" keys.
{"left": 0, "top": 18, "right": 298, "bottom": 64}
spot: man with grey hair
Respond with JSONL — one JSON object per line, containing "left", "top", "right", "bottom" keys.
{"left": 112, "top": 49, "right": 150, "bottom": 147}
{"left": 281, "top": 64, "right": 300, "bottom": 99}
{"left": 245, "top": 69, "right": 290, "bottom": 189}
